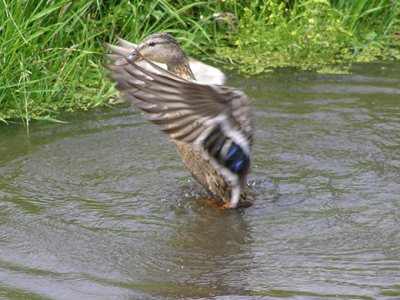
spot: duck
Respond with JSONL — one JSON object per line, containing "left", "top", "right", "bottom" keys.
{"left": 104, "top": 33, "right": 253, "bottom": 209}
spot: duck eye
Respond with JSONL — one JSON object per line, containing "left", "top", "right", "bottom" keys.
{"left": 148, "top": 42, "right": 155, "bottom": 47}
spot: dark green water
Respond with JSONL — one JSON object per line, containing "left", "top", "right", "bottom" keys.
{"left": 1, "top": 63, "right": 400, "bottom": 299}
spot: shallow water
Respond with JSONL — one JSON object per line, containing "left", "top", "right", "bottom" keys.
{"left": 1, "top": 63, "right": 400, "bottom": 299}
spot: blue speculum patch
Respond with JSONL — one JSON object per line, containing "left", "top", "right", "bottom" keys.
{"left": 205, "top": 130, "right": 250, "bottom": 178}
{"left": 225, "top": 143, "right": 249, "bottom": 177}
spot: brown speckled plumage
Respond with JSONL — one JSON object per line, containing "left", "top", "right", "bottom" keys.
{"left": 104, "top": 33, "right": 253, "bottom": 208}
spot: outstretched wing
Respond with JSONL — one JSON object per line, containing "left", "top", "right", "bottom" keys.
{"left": 104, "top": 54, "right": 253, "bottom": 156}
{"left": 104, "top": 46, "right": 253, "bottom": 206}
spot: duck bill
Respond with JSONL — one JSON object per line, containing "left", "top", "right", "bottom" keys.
{"left": 114, "top": 52, "right": 143, "bottom": 66}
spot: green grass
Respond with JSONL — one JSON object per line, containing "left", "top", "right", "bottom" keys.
{"left": 0, "top": 0, "right": 106, "bottom": 124}
{"left": 0, "top": 0, "right": 399, "bottom": 124}
{"left": 201, "top": 0, "right": 400, "bottom": 73}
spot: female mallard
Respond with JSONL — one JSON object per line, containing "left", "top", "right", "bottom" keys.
{"left": 104, "top": 33, "right": 253, "bottom": 209}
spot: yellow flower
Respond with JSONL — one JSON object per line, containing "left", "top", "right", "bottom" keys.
{"left": 235, "top": 40, "right": 240, "bottom": 45}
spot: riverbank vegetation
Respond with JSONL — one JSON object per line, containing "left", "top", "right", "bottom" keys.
{"left": 1, "top": 0, "right": 399, "bottom": 124}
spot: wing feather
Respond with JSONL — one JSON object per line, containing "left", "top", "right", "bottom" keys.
{"left": 105, "top": 54, "right": 252, "bottom": 155}
{"left": 104, "top": 38, "right": 253, "bottom": 207}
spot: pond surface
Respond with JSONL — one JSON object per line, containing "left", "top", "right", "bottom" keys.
{"left": 1, "top": 63, "right": 400, "bottom": 300}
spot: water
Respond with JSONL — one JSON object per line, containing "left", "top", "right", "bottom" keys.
{"left": 1, "top": 63, "right": 400, "bottom": 299}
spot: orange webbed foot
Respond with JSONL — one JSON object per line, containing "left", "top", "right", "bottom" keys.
{"left": 200, "top": 199, "right": 234, "bottom": 212}
{"left": 218, "top": 202, "right": 232, "bottom": 210}
{"left": 201, "top": 199, "right": 225, "bottom": 208}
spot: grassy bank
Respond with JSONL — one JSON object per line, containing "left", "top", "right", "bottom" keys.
{"left": 0, "top": 0, "right": 399, "bottom": 124}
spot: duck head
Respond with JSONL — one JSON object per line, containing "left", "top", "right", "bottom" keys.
{"left": 115, "top": 33, "right": 189, "bottom": 67}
